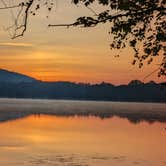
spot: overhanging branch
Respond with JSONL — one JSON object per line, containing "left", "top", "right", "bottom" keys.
{"left": 0, "top": 4, "right": 22, "bottom": 10}
{"left": 48, "top": 7, "right": 166, "bottom": 28}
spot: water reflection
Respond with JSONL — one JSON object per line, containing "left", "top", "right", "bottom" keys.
{"left": 0, "top": 115, "right": 166, "bottom": 166}
{"left": 0, "top": 111, "right": 166, "bottom": 124}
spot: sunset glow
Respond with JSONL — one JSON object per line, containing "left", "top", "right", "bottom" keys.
{"left": 0, "top": 0, "right": 165, "bottom": 84}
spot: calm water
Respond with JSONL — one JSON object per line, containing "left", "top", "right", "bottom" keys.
{"left": 0, "top": 115, "right": 166, "bottom": 166}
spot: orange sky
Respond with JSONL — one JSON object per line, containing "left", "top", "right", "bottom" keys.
{"left": 0, "top": 0, "right": 165, "bottom": 85}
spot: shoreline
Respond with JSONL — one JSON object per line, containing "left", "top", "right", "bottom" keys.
{"left": 0, "top": 97, "right": 166, "bottom": 104}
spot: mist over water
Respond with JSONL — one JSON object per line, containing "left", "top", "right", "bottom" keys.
{"left": 0, "top": 99, "right": 166, "bottom": 166}
{"left": 0, "top": 98, "right": 166, "bottom": 123}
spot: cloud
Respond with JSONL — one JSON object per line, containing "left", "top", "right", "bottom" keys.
{"left": 0, "top": 42, "right": 35, "bottom": 56}
{"left": 0, "top": 42, "right": 33, "bottom": 47}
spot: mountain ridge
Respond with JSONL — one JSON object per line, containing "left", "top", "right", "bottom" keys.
{"left": 0, "top": 68, "right": 36, "bottom": 83}
{"left": 0, "top": 68, "right": 164, "bottom": 85}
{"left": 0, "top": 68, "right": 165, "bottom": 102}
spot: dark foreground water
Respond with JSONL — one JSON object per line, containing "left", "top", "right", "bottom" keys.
{"left": 0, "top": 114, "right": 166, "bottom": 166}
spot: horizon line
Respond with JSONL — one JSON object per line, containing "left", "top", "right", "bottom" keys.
{"left": 0, "top": 67, "right": 165, "bottom": 85}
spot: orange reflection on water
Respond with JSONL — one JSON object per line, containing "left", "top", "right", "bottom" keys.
{"left": 0, "top": 115, "right": 166, "bottom": 166}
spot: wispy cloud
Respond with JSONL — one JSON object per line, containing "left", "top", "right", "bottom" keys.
{"left": 0, "top": 42, "right": 33, "bottom": 47}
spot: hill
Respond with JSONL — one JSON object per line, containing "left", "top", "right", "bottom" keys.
{"left": 0, "top": 69, "right": 165, "bottom": 102}
{"left": 0, "top": 69, "right": 37, "bottom": 83}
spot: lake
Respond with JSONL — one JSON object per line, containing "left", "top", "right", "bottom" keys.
{"left": 0, "top": 99, "right": 166, "bottom": 166}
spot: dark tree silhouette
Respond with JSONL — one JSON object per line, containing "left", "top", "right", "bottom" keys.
{"left": 0, "top": 0, "right": 166, "bottom": 76}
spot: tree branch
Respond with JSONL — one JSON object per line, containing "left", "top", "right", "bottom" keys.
{"left": 0, "top": 4, "right": 22, "bottom": 10}
{"left": 48, "top": 6, "right": 166, "bottom": 27}
{"left": 11, "top": 0, "right": 34, "bottom": 39}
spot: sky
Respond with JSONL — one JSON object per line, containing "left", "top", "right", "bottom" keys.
{"left": 0, "top": 0, "right": 165, "bottom": 85}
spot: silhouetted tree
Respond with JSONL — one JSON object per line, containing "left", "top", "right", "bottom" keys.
{"left": 0, "top": 0, "right": 165, "bottom": 76}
